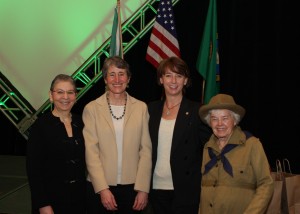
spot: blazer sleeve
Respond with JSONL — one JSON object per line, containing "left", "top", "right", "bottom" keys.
{"left": 134, "top": 102, "right": 152, "bottom": 193}
{"left": 82, "top": 102, "right": 109, "bottom": 192}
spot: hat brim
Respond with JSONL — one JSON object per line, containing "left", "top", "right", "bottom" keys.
{"left": 199, "top": 103, "right": 245, "bottom": 123}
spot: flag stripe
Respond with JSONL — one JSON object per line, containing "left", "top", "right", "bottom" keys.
{"left": 149, "top": 23, "right": 180, "bottom": 55}
{"left": 147, "top": 40, "right": 169, "bottom": 60}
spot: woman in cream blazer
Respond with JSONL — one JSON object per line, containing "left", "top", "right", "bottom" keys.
{"left": 83, "top": 56, "right": 152, "bottom": 214}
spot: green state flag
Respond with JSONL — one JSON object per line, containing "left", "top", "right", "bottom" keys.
{"left": 196, "top": 0, "right": 220, "bottom": 104}
{"left": 109, "top": 1, "right": 123, "bottom": 58}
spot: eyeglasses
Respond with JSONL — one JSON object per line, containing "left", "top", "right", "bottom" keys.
{"left": 52, "top": 90, "right": 76, "bottom": 96}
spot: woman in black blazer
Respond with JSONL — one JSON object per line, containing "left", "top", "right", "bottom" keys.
{"left": 148, "top": 57, "right": 211, "bottom": 214}
{"left": 26, "top": 74, "right": 86, "bottom": 214}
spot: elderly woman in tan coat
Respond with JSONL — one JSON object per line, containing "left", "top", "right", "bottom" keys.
{"left": 198, "top": 94, "right": 274, "bottom": 214}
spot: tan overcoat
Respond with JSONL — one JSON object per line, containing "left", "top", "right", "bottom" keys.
{"left": 199, "top": 126, "right": 274, "bottom": 214}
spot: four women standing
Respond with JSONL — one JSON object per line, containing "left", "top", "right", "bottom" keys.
{"left": 26, "top": 57, "right": 273, "bottom": 214}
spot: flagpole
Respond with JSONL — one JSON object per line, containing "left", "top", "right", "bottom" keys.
{"left": 117, "top": 0, "right": 124, "bottom": 58}
{"left": 201, "top": 80, "right": 205, "bottom": 104}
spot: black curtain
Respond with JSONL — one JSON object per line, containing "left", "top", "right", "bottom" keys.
{"left": 121, "top": 0, "right": 299, "bottom": 173}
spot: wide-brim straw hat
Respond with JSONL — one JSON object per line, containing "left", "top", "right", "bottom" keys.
{"left": 199, "top": 94, "right": 245, "bottom": 123}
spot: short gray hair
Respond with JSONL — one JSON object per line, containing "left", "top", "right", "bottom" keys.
{"left": 204, "top": 109, "right": 241, "bottom": 125}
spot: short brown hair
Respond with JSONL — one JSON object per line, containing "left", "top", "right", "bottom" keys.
{"left": 102, "top": 56, "right": 131, "bottom": 79}
{"left": 157, "top": 56, "right": 191, "bottom": 88}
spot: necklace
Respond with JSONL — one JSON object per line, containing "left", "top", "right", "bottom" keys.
{"left": 165, "top": 101, "right": 181, "bottom": 116}
{"left": 106, "top": 92, "right": 127, "bottom": 120}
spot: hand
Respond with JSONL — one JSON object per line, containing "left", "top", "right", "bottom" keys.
{"left": 100, "top": 188, "right": 118, "bottom": 211}
{"left": 39, "top": 205, "right": 54, "bottom": 214}
{"left": 133, "top": 191, "right": 148, "bottom": 211}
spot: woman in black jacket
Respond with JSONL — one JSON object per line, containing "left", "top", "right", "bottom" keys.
{"left": 26, "top": 74, "right": 86, "bottom": 214}
{"left": 148, "top": 57, "right": 211, "bottom": 214}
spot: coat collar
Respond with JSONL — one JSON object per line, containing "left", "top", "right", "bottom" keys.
{"left": 205, "top": 126, "right": 247, "bottom": 152}
{"left": 94, "top": 92, "right": 138, "bottom": 130}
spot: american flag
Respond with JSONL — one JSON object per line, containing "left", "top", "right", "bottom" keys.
{"left": 146, "top": 0, "right": 180, "bottom": 68}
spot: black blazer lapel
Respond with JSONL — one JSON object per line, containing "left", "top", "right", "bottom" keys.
{"left": 170, "top": 97, "right": 192, "bottom": 157}
{"left": 149, "top": 100, "right": 164, "bottom": 152}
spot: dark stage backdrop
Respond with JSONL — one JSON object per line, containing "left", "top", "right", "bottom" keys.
{"left": 1, "top": 0, "right": 299, "bottom": 173}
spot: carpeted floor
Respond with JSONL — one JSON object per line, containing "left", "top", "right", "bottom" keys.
{"left": 0, "top": 155, "right": 31, "bottom": 214}
{"left": 0, "top": 155, "right": 154, "bottom": 214}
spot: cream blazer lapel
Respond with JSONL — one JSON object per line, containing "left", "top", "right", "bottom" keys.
{"left": 95, "top": 94, "right": 115, "bottom": 134}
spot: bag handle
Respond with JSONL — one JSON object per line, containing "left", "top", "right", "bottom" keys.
{"left": 276, "top": 159, "right": 284, "bottom": 180}
{"left": 282, "top": 158, "right": 292, "bottom": 174}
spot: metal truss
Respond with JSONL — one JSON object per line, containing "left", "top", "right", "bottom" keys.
{"left": 0, "top": 0, "right": 180, "bottom": 139}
